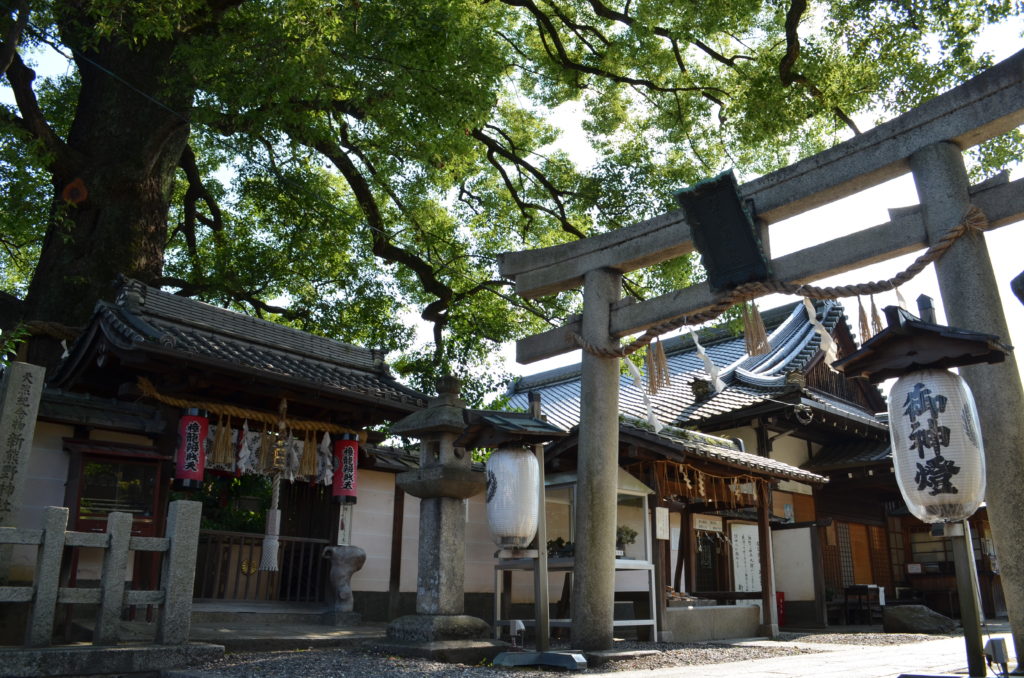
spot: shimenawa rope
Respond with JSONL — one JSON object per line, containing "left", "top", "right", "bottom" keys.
{"left": 571, "top": 205, "right": 987, "bottom": 358}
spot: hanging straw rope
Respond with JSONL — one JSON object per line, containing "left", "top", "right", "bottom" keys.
{"left": 742, "top": 301, "right": 770, "bottom": 355}
{"left": 136, "top": 376, "right": 367, "bottom": 443}
{"left": 569, "top": 205, "right": 988, "bottom": 358}
{"left": 260, "top": 398, "right": 289, "bottom": 572}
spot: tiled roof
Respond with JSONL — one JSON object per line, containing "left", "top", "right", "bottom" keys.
{"left": 620, "top": 420, "right": 827, "bottom": 484}
{"left": 54, "top": 278, "right": 427, "bottom": 410}
{"left": 803, "top": 440, "right": 892, "bottom": 472}
{"left": 509, "top": 299, "right": 877, "bottom": 430}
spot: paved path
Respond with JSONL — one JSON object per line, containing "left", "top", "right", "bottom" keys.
{"left": 602, "top": 630, "right": 1017, "bottom": 678}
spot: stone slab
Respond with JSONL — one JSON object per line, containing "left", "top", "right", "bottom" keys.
{"left": 395, "top": 466, "right": 484, "bottom": 500}
{"left": 321, "top": 610, "right": 362, "bottom": 626}
{"left": 662, "top": 604, "right": 760, "bottom": 642}
{"left": 0, "top": 642, "right": 223, "bottom": 677}
{"left": 583, "top": 648, "right": 660, "bottom": 668}
{"left": 387, "top": 613, "right": 490, "bottom": 642}
{"left": 493, "top": 650, "right": 588, "bottom": 670}
{"left": 373, "top": 639, "right": 509, "bottom": 664}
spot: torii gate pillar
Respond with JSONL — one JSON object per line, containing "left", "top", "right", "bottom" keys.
{"left": 911, "top": 142, "right": 1024, "bottom": 662}
{"left": 571, "top": 268, "right": 622, "bottom": 650}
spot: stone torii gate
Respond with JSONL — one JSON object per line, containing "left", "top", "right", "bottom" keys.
{"left": 499, "top": 49, "right": 1024, "bottom": 652}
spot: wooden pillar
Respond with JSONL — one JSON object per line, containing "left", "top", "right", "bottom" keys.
{"left": 756, "top": 482, "right": 779, "bottom": 637}
{"left": 910, "top": 141, "right": 1024, "bottom": 662}
{"left": 674, "top": 508, "right": 687, "bottom": 593}
{"left": 810, "top": 526, "right": 828, "bottom": 628}
{"left": 570, "top": 267, "right": 621, "bottom": 651}
{"left": 387, "top": 486, "right": 405, "bottom": 621}
{"left": 529, "top": 391, "right": 552, "bottom": 652}
{"left": 646, "top": 465, "right": 669, "bottom": 641}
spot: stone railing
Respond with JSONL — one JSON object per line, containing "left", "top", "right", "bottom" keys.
{"left": 0, "top": 500, "right": 201, "bottom": 647}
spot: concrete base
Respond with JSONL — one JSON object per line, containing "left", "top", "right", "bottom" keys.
{"left": 375, "top": 639, "right": 509, "bottom": 664}
{"left": 0, "top": 643, "right": 224, "bottom": 678}
{"left": 662, "top": 605, "right": 760, "bottom": 642}
{"left": 386, "top": 614, "right": 490, "bottom": 643}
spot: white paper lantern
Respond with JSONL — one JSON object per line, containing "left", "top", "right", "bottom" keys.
{"left": 485, "top": 446, "right": 539, "bottom": 548}
{"left": 887, "top": 369, "right": 985, "bottom": 524}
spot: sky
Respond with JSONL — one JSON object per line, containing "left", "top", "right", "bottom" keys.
{"left": 504, "top": 19, "right": 1024, "bottom": 390}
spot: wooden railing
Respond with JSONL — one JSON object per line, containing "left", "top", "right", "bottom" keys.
{"left": 193, "top": 530, "right": 330, "bottom": 603}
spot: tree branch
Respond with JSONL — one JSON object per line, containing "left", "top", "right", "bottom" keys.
{"left": 500, "top": 0, "right": 720, "bottom": 95}
{"left": 158, "top": 275, "right": 308, "bottom": 322}
{"left": 179, "top": 144, "right": 223, "bottom": 252}
{"left": 4, "top": 52, "right": 78, "bottom": 171}
{"left": 0, "top": 0, "right": 29, "bottom": 77}
{"left": 777, "top": 0, "right": 860, "bottom": 135}
{"left": 471, "top": 126, "right": 585, "bottom": 238}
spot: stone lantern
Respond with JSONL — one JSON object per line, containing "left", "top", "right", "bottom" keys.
{"left": 386, "top": 376, "right": 490, "bottom": 647}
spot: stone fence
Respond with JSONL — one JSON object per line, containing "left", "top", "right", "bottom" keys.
{"left": 0, "top": 500, "right": 201, "bottom": 647}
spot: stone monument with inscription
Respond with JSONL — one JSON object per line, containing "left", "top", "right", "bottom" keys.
{"left": 0, "top": 361, "right": 46, "bottom": 584}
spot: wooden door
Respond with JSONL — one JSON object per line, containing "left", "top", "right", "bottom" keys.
{"left": 848, "top": 523, "right": 873, "bottom": 585}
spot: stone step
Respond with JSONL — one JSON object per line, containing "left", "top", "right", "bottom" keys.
{"left": 190, "top": 600, "right": 334, "bottom": 625}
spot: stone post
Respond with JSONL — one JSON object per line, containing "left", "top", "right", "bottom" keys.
{"left": 0, "top": 361, "right": 45, "bottom": 584}
{"left": 387, "top": 377, "right": 490, "bottom": 644}
{"left": 910, "top": 141, "right": 1024, "bottom": 660}
{"left": 156, "top": 500, "right": 202, "bottom": 645}
{"left": 571, "top": 268, "right": 621, "bottom": 651}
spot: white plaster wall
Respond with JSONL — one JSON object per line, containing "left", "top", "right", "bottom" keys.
{"left": 772, "top": 527, "right": 816, "bottom": 601}
{"left": 348, "top": 470, "right": 420, "bottom": 593}
{"left": 8, "top": 422, "right": 73, "bottom": 581}
{"left": 772, "top": 434, "right": 810, "bottom": 469}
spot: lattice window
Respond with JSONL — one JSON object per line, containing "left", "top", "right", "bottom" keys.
{"left": 837, "top": 522, "right": 855, "bottom": 587}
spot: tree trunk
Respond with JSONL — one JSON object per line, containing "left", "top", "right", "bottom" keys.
{"left": 22, "top": 30, "right": 193, "bottom": 365}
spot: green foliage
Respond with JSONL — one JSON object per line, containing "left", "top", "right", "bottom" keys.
{"left": 1, "top": 0, "right": 1020, "bottom": 398}
{"left": 172, "top": 474, "right": 272, "bottom": 533}
{"left": 0, "top": 324, "right": 29, "bottom": 365}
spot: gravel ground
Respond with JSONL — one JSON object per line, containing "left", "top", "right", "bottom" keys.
{"left": 189, "top": 631, "right": 953, "bottom": 677}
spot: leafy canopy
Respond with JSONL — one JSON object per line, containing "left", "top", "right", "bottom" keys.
{"left": 1, "top": 0, "right": 1020, "bottom": 401}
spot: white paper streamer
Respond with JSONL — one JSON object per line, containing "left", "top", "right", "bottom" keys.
{"left": 317, "top": 431, "right": 334, "bottom": 485}
{"left": 803, "top": 298, "right": 838, "bottom": 369}
{"left": 691, "top": 330, "right": 725, "bottom": 393}
{"left": 282, "top": 434, "right": 302, "bottom": 481}
{"left": 623, "top": 358, "right": 664, "bottom": 434}
{"left": 236, "top": 420, "right": 259, "bottom": 473}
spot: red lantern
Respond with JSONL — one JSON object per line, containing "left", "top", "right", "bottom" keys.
{"left": 175, "top": 409, "right": 208, "bottom": 489}
{"left": 332, "top": 439, "right": 359, "bottom": 504}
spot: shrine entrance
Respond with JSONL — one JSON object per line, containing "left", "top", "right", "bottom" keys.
{"left": 499, "top": 50, "right": 1024, "bottom": 650}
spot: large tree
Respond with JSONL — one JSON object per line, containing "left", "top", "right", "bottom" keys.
{"left": 1, "top": 0, "right": 1020, "bottom": 399}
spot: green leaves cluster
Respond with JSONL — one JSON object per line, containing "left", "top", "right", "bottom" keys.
{"left": 1, "top": 0, "right": 1020, "bottom": 403}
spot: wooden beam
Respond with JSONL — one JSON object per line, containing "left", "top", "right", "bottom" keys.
{"left": 515, "top": 176, "right": 1024, "bottom": 363}
{"left": 499, "top": 49, "right": 1024, "bottom": 300}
